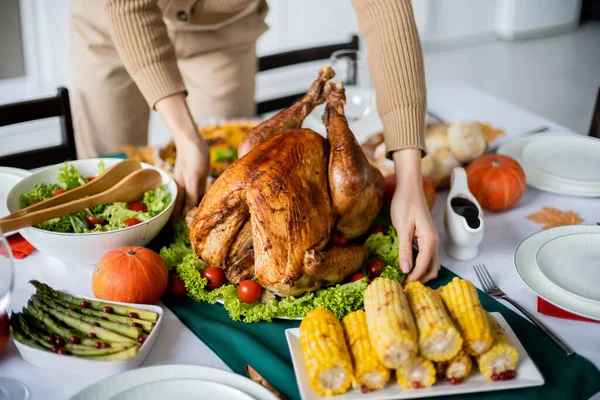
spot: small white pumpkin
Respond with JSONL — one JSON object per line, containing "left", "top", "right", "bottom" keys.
{"left": 447, "top": 122, "right": 488, "bottom": 163}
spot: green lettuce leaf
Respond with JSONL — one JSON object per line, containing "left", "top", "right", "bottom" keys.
{"left": 19, "top": 183, "right": 60, "bottom": 208}
{"left": 143, "top": 186, "right": 172, "bottom": 217}
{"left": 160, "top": 218, "right": 193, "bottom": 269}
{"left": 365, "top": 226, "right": 406, "bottom": 282}
{"left": 57, "top": 163, "right": 87, "bottom": 190}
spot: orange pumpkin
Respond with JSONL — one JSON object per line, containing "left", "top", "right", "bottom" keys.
{"left": 423, "top": 178, "right": 436, "bottom": 211}
{"left": 92, "top": 247, "right": 169, "bottom": 304}
{"left": 466, "top": 154, "right": 526, "bottom": 211}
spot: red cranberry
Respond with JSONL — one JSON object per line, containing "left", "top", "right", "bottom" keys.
{"left": 138, "top": 336, "right": 146, "bottom": 344}
{"left": 506, "top": 370, "right": 516, "bottom": 380}
{"left": 132, "top": 322, "right": 142, "bottom": 328}
{"left": 491, "top": 373, "right": 499, "bottom": 381}
{"left": 57, "top": 348, "right": 69, "bottom": 355}
{"left": 100, "top": 317, "right": 108, "bottom": 321}
{"left": 54, "top": 337, "right": 65, "bottom": 347}
{"left": 411, "top": 381, "right": 421, "bottom": 389}
{"left": 69, "top": 335, "right": 80, "bottom": 344}
{"left": 69, "top": 306, "right": 78, "bottom": 312}
{"left": 498, "top": 372, "right": 507, "bottom": 381}
{"left": 45, "top": 335, "right": 55, "bottom": 343}
{"left": 101, "top": 342, "right": 110, "bottom": 349}
{"left": 80, "top": 301, "right": 90, "bottom": 308}
{"left": 88, "top": 332, "right": 97, "bottom": 339}
{"left": 128, "top": 312, "right": 138, "bottom": 318}
{"left": 94, "top": 342, "right": 103, "bottom": 348}
{"left": 102, "top": 306, "right": 113, "bottom": 313}
{"left": 92, "top": 322, "right": 100, "bottom": 327}
{"left": 51, "top": 346, "right": 59, "bottom": 353}
{"left": 360, "top": 386, "right": 368, "bottom": 394}
{"left": 450, "top": 378, "right": 459, "bottom": 385}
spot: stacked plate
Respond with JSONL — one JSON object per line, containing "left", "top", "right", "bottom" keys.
{"left": 515, "top": 224, "right": 600, "bottom": 321}
{"left": 498, "top": 133, "right": 600, "bottom": 197}
{"left": 71, "top": 365, "right": 279, "bottom": 400}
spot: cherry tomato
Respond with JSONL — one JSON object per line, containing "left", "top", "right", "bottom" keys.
{"left": 238, "top": 280, "right": 262, "bottom": 304}
{"left": 87, "top": 176, "right": 95, "bottom": 182}
{"left": 53, "top": 189, "right": 67, "bottom": 197}
{"left": 331, "top": 230, "right": 347, "bottom": 245}
{"left": 85, "top": 215, "right": 106, "bottom": 228}
{"left": 370, "top": 226, "right": 384, "bottom": 235}
{"left": 349, "top": 272, "right": 366, "bottom": 282}
{"left": 127, "top": 201, "right": 148, "bottom": 212}
{"left": 167, "top": 274, "right": 187, "bottom": 297}
{"left": 124, "top": 218, "right": 142, "bottom": 227}
{"left": 367, "top": 259, "right": 384, "bottom": 278}
{"left": 201, "top": 267, "right": 224, "bottom": 290}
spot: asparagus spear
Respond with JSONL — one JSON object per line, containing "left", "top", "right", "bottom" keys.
{"left": 29, "top": 299, "right": 138, "bottom": 346}
{"left": 86, "top": 345, "right": 139, "bottom": 361}
{"left": 9, "top": 313, "right": 45, "bottom": 350}
{"left": 24, "top": 307, "right": 106, "bottom": 347}
{"left": 49, "top": 296, "right": 154, "bottom": 333}
{"left": 18, "top": 313, "right": 55, "bottom": 350}
{"left": 34, "top": 295, "right": 142, "bottom": 339}
{"left": 31, "top": 280, "right": 158, "bottom": 322}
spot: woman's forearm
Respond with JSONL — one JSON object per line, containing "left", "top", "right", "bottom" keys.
{"left": 392, "top": 148, "right": 423, "bottom": 188}
{"left": 155, "top": 93, "right": 204, "bottom": 147}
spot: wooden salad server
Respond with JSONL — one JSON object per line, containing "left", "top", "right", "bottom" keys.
{"left": 0, "top": 159, "right": 142, "bottom": 222}
{"left": 0, "top": 168, "right": 162, "bottom": 233}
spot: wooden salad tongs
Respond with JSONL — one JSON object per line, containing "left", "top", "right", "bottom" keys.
{"left": 0, "top": 160, "right": 162, "bottom": 233}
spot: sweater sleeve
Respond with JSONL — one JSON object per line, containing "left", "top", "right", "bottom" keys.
{"left": 103, "top": 0, "right": 187, "bottom": 108}
{"left": 350, "top": 0, "right": 426, "bottom": 155}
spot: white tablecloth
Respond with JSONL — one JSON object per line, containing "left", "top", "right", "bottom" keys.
{"left": 1, "top": 82, "right": 599, "bottom": 399}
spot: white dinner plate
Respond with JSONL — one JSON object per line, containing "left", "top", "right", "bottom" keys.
{"left": 0, "top": 167, "right": 32, "bottom": 232}
{"left": 521, "top": 135, "right": 600, "bottom": 184}
{"left": 497, "top": 133, "right": 600, "bottom": 197}
{"left": 286, "top": 312, "right": 544, "bottom": 400}
{"left": 536, "top": 233, "right": 600, "bottom": 304}
{"left": 112, "top": 379, "right": 255, "bottom": 400}
{"left": 514, "top": 224, "right": 600, "bottom": 321}
{"left": 71, "top": 365, "right": 278, "bottom": 400}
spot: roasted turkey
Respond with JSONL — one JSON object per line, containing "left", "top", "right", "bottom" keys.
{"left": 188, "top": 67, "right": 384, "bottom": 296}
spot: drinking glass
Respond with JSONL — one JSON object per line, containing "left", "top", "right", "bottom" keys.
{"left": 329, "top": 50, "right": 375, "bottom": 122}
{"left": 0, "top": 229, "right": 29, "bottom": 400}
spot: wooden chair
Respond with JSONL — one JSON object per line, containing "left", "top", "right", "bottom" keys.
{"left": 0, "top": 87, "right": 76, "bottom": 169}
{"left": 256, "top": 35, "right": 359, "bottom": 115}
{"left": 589, "top": 87, "right": 600, "bottom": 139}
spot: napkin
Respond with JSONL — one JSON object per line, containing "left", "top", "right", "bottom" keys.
{"left": 0, "top": 234, "right": 35, "bottom": 259}
{"left": 537, "top": 297, "right": 600, "bottom": 323}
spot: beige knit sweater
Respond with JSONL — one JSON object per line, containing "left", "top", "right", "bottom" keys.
{"left": 103, "top": 0, "right": 426, "bottom": 153}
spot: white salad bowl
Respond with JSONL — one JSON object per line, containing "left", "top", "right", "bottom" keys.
{"left": 5, "top": 158, "right": 177, "bottom": 264}
{"left": 13, "top": 291, "right": 163, "bottom": 378}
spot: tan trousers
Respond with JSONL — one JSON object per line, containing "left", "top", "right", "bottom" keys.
{"left": 70, "top": 1, "right": 268, "bottom": 158}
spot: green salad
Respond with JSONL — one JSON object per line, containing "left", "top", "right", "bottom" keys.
{"left": 20, "top": 162, "right": 172, "bottom": 233}
{"left": 160, "top": 214, "right": 406, "bottom": 323}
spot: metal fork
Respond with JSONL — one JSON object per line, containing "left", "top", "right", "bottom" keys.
{"left": 473, "top": 264, "right": 575, "bottom": 356}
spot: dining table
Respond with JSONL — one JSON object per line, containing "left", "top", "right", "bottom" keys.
{"left": 1, "top": 81, "right": 599, "bottom": 400}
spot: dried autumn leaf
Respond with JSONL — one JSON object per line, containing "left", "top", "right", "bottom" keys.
{"left": 476, "top": 122, "right": 504, "bottom": 143}
{"left": 526, "top": 207, "right": 583, "bottom": 230}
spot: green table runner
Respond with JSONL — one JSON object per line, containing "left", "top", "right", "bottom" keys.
{"left": 164, "top": 266, "right": 600, "bottom": 400}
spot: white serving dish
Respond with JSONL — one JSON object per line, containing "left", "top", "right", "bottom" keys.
{"left": 13, "top": 291, "right": 163, "bottom": 378}
{"left": 286, "top": 312, "right": 544, "bottom": 400}
{"left": 5, "top": 158, "right": 177, "bottom": 264}
{"left": 514, "top": 224, "right": 600, "bottom": 321}
{"left": 0, "top": 166, "right": 32, "bottom": 235}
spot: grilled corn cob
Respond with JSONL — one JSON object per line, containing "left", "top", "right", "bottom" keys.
{"left": 342, "top": 310, "right": 390, "bottom": 391}
{"left": 396, "top": 357, "right": 437, "bottom": 389}
{"left": 364, "top": 278, "right": 418, "bottom": 368}
{"left": 477, "top": 313, "right": 519, "bottom": 381}
{"left": 299, "top": 307, "right": 354, "bottom": 396}
{"left": 436, "top": 350, "right": 472, "bottom": 383}
{"left": 439, "top": 278, "right": 493, "bottom": 356}
{"left": 405, "top": 282, "right": 463, "bottom": 362}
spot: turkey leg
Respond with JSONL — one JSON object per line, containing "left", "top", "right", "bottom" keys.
{"left": 237, "top": 66, "right": 335, "bottom": 158}
{"left": 324, "top": 81, "right": 385, "bottom": 239}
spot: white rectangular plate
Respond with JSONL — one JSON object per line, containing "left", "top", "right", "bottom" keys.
{"left": 13, "top": 291, "right": 163, "bottom": 378}
{"left": 286, "top": 312, "right": 544, "bottom": 400}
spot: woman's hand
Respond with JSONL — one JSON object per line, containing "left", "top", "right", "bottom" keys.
{"left": 391, "top": 149, "right": 440, "bottom": 283}
{"left": 155, "top": 93, "right": 210, "bottom": 222}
